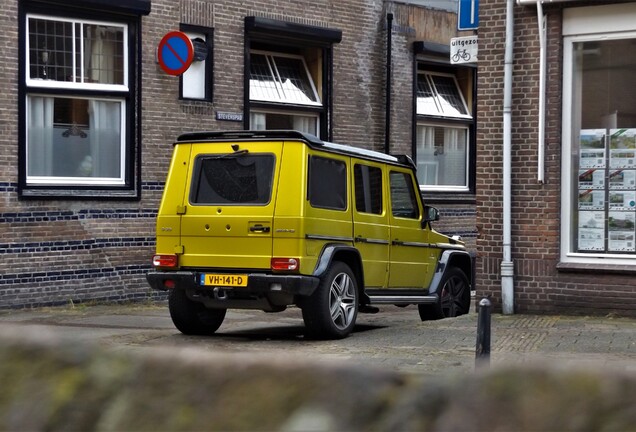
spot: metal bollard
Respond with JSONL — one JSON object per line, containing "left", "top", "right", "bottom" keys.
{"left": 475, "top": 297, "right": 492, "bottom": 368}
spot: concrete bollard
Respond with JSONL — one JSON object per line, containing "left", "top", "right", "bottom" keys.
{"left": 475, "top": 297, "right": 492, "bottom": 368}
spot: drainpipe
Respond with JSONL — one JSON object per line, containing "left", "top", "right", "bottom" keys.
{"left": 385, "top": 12, "right": 393, "bottom": 155}
{"left": 501, "top": 0, "right": 515, "bottom": 315}
{"left": 537, "top": 0, "right": 546, "bottom": 183}
{"left": 517, "top": 0, "right": 577, "bottom": 184}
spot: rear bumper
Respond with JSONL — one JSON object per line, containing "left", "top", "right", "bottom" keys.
{"left": 146, "top": 270, "right": 320, "bottom": 297}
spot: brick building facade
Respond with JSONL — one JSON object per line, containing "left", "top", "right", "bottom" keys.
{"left": 478, "top": 0, "right": 636, "bottom": 317}
{"left": 1, "top": 0, "right": 477, "bottom": 308}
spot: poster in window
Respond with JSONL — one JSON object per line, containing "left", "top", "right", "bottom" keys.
{"left": 579, "top": 129, "right": 606, "bottom": 168}
{"left": 578, "top": 169, "right": 604, "bottom": 189}
{"left": 578, "top": 189, "right": 604, "bottom": 210}
{"left": 577, "top": 210, "right": 605, "bottom": 251}
{"left": 609, "top": 191, "right": 636, "bottom": 210}
{"left": 608, "top": 211, "right": 636, "bottom": 252}
{"left": 609, "top": 129, "right": 636, "bottom": 169}
{"left": 608, "top": 169, "right": 636, "bottom": 190}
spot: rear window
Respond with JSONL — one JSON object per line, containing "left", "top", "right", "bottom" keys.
{"left": 190, "top": 154, "right": 275, "bottom": 205}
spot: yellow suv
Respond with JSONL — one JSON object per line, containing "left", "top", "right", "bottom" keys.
{"left": 147, "top": 131, "right": 472, "bottom": 339}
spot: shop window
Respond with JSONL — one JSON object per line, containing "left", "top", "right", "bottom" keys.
{"left": 19, "top": 3, "right": 145, "bottom": 198}
{"left": 562, "top": 4, "right": 636, "bottom": 264}
{"left": 415, "top": 70, "right": 472, "bottom": 192}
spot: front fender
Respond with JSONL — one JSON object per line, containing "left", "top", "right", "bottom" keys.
{"left": 428, "top": 249, "right": 473, "bottom": 296}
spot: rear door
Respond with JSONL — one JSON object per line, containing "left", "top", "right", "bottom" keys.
{"left": 178, "top": 140, "right": 283, "bottom": 270}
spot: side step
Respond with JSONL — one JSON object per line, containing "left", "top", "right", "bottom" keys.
{"left": 367, "top": 295, "right": 437, "bottom": 305}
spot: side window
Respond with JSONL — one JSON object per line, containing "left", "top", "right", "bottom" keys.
{"left": 354, "top": 164, "right": 383, "bottom": 214}
{"left": 390, "top": 171, "right": 420, "bottom": 219}
{"left": 308, "top": 156, "right": 347, "bottom": 210}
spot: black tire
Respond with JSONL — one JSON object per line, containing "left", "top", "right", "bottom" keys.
{"left": 168, "top": 289, "right": 226, "bottom": 335}
{"left": 301, "top": 262, "right": 358, "bottom": 340}
{"left": 418, "top": 267, "right": 470, "bottom": 321}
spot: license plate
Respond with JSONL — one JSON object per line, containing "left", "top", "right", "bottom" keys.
{"left": 200, "top": 274, "right": 248, "bottom": 287}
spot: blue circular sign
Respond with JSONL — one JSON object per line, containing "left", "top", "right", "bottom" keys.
{"left": 157, "top": 31, "right": 194, "bottom": 76}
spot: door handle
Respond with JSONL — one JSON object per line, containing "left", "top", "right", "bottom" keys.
{"left": 250, "top": 224, "right": 270, "bottom": 233}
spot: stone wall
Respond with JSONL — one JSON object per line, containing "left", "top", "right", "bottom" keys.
{"left": 1, "top": 328, "right": 634, "bottom": 431}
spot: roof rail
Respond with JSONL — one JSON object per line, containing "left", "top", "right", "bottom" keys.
{"left": 176, "top": 130, "right": 324, "bottom": 146}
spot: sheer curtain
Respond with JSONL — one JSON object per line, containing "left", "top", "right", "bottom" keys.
{"left": 416, "top": 125, "right": 437, "bottom": 185}
{"left": 88, "top": 100, "right": 121, "bottom": 178}
{"left": 293, "top": 116, "right": 317, "bottom": 135}
{"left": 250, "top": 112, "right": 266, "bottom": 130}
{"left": 443, "top": 128, "right": 466, "bottom": 186}
{"left": 27, "top": 96, "right": 54, "bottom": 176}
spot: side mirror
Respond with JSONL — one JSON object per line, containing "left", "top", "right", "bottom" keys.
{"left": 423, "top": 205, "right": 440, "bottom": 224}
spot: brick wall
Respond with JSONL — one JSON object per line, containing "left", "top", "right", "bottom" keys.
{"left": 0, "top": 0, "right": 477, "bottom": 308}
{"left": 477, "top": 0, "right": 636, "bottom": 317}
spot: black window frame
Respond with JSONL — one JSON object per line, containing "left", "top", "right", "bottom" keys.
{"left": 17, "top": 0, "right": 147, "bottom": 200}
{"left": 244, "top": 16, "right": 341, "bottom": 141}
{"left": 179, "top": 23, "right": 214, "bottom": 102}
{"left": 412, "top": 41, "right": 477, "bottom": 202}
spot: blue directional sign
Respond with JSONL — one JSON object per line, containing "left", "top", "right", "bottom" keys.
{"left": 458, "top": 0, "right": 479, "bottom": 30}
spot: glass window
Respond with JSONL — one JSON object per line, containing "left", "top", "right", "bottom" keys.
{"left": 28, "top": 16, "right": 126, "bottom": 87}
{"left": 190, "top": 155, "right": 275, "bottom": 205}
{"left": 416, "top": 72, "right": 469, "bottom": 119}
{"left": 249, "top": 51, "right": 320, "bottom": 106}
{"left": 390, "top": 171, "right": 420, "bottom": 219}
{"left": 23, "top": 13, "right": 134, "bottom": 193}
{"left": 354, "top": 164, "right": 383, "bottom": 214}
{"left": 250, "top": 111, "right": 318, "bottom": 136}
{"left": 416, "top": 125, "right": 468, "bottom": 190}
{"left": 308, "top": 156, "right": 347, "bottom": 210}
{"left": 563, "top": 34, "right": 636, "bottom": 261}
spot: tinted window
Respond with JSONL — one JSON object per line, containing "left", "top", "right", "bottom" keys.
{"left": 390, "top": 172, "right": 420, "bottom": 219}
{"left": 308, "top": 156, "right": 347, "bottom": 210}
{"left": 354, "top": 164, "right": 383, "bottom": 214}
{"left": 190, "top": 154, "right": 275, "bottom": 204}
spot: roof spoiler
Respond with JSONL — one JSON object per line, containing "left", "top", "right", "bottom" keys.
{"left": 176, "top": 130, "right": 324, "bottom": 146}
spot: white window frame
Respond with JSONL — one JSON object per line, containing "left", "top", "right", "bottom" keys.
{"left": 25, "top": 14, "right": 129, "bottom": 187}
{"left": 249, "top": 50, "right": 321, "bottom": 107}
{"left": 561, "top": 3, "right": 636, "bottom": 265}
{"left": 416, "top": 123, "right": 470, "bottom": 192}
{"left": 416, "top": 71, "right": 471, "bottom": 119}
{"left": 250, "top": 109, "right": 320, "bottom": 136}
{"left": 26, "top": 14, "right": 128, "bottom": 92}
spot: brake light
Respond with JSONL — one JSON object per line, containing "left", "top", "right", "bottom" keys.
{"left": 152, "top": 254, "right": 178, "bottom": 268}
{"left": 271, "top": 258, "right": 299, "bottom": 272}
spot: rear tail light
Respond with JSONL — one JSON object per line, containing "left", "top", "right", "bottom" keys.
{"left": 271, "top": 258, "right": 299, "bottom": 272}
{"left": 152, "top": 254, "right": 178, "bottom": 268}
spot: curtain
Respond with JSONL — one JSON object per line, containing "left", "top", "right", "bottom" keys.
{"left": 443, "top": 128, "right": 466, "bottom": 186}
{"left": 88, "top": 100, "right": 121, "bottom": 178}
{"left": 27, "top": 96, "right": 54, "bottom": 176}
{"left": 250, "top": 112, "right": 266, "bottom": 130}
{"left": 293, "top": 116, "right": 316, "bottom": 135}
{"left": 87, "top": 25, "right": 115, "bottom": 84}
{"left": 416, "top": 125, "right": 437, "bottom": 185}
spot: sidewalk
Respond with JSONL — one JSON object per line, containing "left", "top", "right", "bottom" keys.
{"left": 0, "top": 302, "right": 634, "bottom": 374}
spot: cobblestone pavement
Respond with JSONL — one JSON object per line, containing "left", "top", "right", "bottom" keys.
{"left": 1, "top": 302, "right": 634, "bottom": 376}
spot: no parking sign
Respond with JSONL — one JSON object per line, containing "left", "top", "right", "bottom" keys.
{"left": 157, "top": 31, "right": 194, "bottom": 76}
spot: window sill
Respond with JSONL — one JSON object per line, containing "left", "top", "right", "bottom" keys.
{"left": 19, "top": 187, "right": 140, "bottom": 200}
{"left": 556, "top": 262, "right": 636, "bottom": 275}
